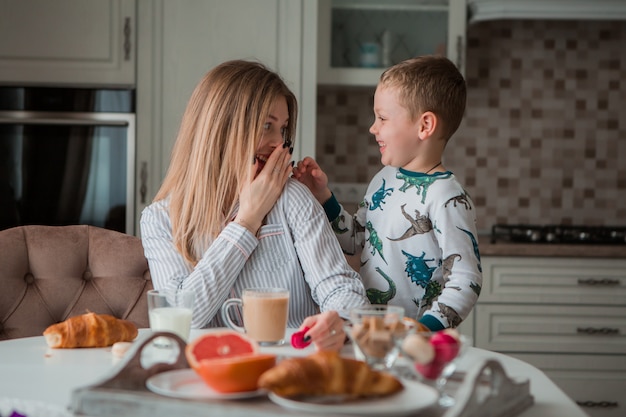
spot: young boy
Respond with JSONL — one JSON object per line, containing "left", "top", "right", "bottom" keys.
{"left": 293, "top": 55, "right": 482, "bottom": 331}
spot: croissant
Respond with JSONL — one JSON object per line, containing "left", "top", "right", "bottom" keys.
{"left": 258, "top": 351, "right": 403, "bottom": 399}
{"left": 43, "top": 312, "right": 138, "bottom": 348}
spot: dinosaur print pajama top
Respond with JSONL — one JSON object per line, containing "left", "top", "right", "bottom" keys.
{"left": 324, "top": 166, "right": 483, "bottom": 330}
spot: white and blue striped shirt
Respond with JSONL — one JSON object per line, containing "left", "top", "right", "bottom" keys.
{"left": 140, "top": 178, "right": 369, "bottom": 329}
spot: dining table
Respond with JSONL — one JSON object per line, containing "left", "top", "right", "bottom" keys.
{"left": 0, "top": 328, "right": 589, "bottom": 417}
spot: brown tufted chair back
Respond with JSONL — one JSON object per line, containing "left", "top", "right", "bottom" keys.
{"left": 0, "top": 225, "right": 153, "bottom": 340}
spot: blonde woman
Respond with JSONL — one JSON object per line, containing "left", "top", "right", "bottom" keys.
{"left": 140, "top": 60, "right": 368, "bottom": 351}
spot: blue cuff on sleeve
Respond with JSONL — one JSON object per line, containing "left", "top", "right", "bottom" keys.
{"left": 322, "top": 192, "right": 342, "bottom": 222}
{"left": 419, "top": 314, "right": 446, "bottom": 332}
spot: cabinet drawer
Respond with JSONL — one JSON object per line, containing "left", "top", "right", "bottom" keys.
{"left": 512, "top": 353, "right": 626, "bottom": 417}
{"left": 475, "top": 305, "right": 626, "bottom": 354}
{"left": 481, "top": 257, "right": 626, "bottom": 305}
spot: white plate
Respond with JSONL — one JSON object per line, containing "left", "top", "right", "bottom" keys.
{"left": 267, "top": 378, "right": 439, "bottom": 416}
{"left": 146, "top": 369, "right": 266, "bottom": 400}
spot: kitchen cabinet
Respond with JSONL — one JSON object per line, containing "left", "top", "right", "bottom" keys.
{"left": 134, "top": 0, "right": 317, "bottom": 231}
{"left": 317, "top": 0, "right": 467, "bottom": 86}
{"left": 468, "top": 0, "right": 626, "bottom": 23}
{"left": 474, "top": 256, "right": 626, "bottom": 417}
{"left": 0, "top": 0, "right": 135, "bottom": 87}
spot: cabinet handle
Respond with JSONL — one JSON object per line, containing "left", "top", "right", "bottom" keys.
{"left": 576, "top": 327, "right": 619, "bottom": 335}
{"left": 577, "top": 278, "right": 620, "bottom": 286}
{"left": 123, "top": 17, "right": 132, "bottom": 61}
{"left": 140, "top": 161, "right": 148, "bottom": 204}
{"left": 576, "top": 400, "right": 618, "bottom": 409}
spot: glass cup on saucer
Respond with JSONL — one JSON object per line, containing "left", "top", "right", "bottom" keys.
{"left": 344, "top": 304, "right": 415, "bottom": 371}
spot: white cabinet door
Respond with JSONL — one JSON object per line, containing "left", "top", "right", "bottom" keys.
{"left": 317, "top": 0, "right": 466, "bottom": 86}
{"left": 0, "top": 0, "right": 135, "bottom": 87}
{"left": 135, "top": 0, "right": 316, "bottom": 231}
{"left": 513, "top": 353, "right": 626, "bottom": 417}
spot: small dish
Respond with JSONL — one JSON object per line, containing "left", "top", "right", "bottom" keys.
{"left": 146, "top": 368, "right": 266, "bottom": 400}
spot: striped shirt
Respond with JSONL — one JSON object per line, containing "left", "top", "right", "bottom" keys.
{"left": 140, "top": 178, "right": 369, "bottom": 329}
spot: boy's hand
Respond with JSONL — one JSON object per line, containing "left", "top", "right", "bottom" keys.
{"left": 292, "top": 157, "right": 332, "bottom": 204}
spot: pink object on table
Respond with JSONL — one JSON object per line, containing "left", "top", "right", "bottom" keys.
{"left": 290, "top": 326, "right": 311, "bottom": 349}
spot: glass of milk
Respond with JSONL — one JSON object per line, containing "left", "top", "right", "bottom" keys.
{"left": 147, "top": 288, "right": 195, "bottom": 344}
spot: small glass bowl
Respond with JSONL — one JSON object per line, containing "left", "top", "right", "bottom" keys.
{"left": 344, "top": 304, "right": 415, "bottom": 371}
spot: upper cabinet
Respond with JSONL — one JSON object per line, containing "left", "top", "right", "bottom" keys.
{"left": 317, "top": 0, "right": 467, "bottom": 86}
{"left": 468, "top": 0, "right": 626, "bottom": 24}
{"left": 0, "top": 0, "right": 136, "bottom": 87}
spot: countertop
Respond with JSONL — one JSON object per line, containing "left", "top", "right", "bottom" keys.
{"left": 478, "top": 236, "right": 626, "bottom": 258}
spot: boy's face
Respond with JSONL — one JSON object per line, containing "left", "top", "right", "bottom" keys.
{"left": 369, "top": 86, "right": 421, "bottom": 169}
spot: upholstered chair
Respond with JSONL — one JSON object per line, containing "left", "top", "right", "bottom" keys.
{"left": 0, "top": 225, "right": 153, "bottom": 340}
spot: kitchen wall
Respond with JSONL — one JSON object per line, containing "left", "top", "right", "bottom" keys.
{"left": 315, "top": 19, "right": 626, "bottom": 233}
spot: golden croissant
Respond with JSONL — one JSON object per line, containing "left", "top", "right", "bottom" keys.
{"left": 258, "top": 351, "right": 403, "bottom": 398}
{"left": 43, "top": 312, "right": 138, "bottom": 348}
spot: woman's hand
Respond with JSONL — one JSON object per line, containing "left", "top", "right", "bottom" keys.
{"left": 298, "top": 310, "right": 347, "bottom": 352}
{"left": 235, "top": 144, "right": 292, "bottom": 234}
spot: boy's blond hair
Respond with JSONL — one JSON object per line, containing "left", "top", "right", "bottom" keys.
{"left": 154, "top": 60, "right": 298, "bottom": 265}
{"left": 379, "top": 55, "right": 466, "bottom": 141}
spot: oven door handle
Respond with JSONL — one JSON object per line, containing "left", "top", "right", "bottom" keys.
{"left": 0, "top": 111, "right": 132, "bottom": 127}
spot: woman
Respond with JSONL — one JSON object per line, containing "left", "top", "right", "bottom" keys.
{"left": 140, "top": 60, "right": 369, "bottom": 351}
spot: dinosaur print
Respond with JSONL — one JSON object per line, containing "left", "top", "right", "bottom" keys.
{"left": 388, "top": 205, "right": 433, "bottom": 241}
{"left": 419, "top": 280, "right": 443, "bottom": 310}
{"left": 331, "top": 214, "right": 348, "bottom": 234}
{"left": 366, "top": 267, "right": 397, "bottom": 304}
{"left": 437, "top": 302, "right": 462, "bottom": 328}
{"left": 403, "top": 250, "right": 436, "bottom": 288}
{"left": 441, "top": 254, "right": 462, "bottom": 282}
{"left": 456, "top": 226, "right": 482, "bottom": 273}
{"left": 470, "top": 281, "right": 482, "bottom": 296}
{"left": 366, "top": 221, "right": 387, "bottom": 264}
{"left": 396, "top": 171, "right": 452, "bottom": 204}
{"left": 369, "top": 179, "right": 393, "bottom": 211}
{"left": 444, "top": 192, "right": 473, "bottom": 210}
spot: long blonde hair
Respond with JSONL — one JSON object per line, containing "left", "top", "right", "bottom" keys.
{"left": 154, "top": 60, "right": 298, "bottom": 265}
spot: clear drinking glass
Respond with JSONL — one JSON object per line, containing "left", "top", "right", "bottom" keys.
{"left": 413, "top": 333, "right": 472, "bottom": 407}
{"left": 147, "top": 288, "right": 195, "bottom": 345}
{"left": 344, "top": 304, "right": 415, "bottom": 371}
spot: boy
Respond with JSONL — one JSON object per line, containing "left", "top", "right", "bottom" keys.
{"left": 293, "top": 56, "right": 482, "bottom": 331}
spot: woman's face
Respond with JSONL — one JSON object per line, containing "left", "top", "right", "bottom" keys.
{"left": 255, "top": 96, "right": 289, "bottom": 176}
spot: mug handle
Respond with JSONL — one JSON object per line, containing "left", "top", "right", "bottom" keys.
{"left": 220, "top": 298, "right": 245, "bottom": 334}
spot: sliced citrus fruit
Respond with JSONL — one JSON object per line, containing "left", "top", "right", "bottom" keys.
{"left": 185, "top": 330, "right": 258, "bottom": 369}
{"left": 185, "top": 330, "right": 276, "bottom": 393}
{"left": 192, "top": 353, "right": 277, "bottom": 393}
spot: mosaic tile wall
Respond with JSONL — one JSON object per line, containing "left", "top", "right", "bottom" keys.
{"left": 316, "top": 20, "right": 626, "bottom": 233}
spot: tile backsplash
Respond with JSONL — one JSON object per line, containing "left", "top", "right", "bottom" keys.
{"left": 315, "top": 19, "right": 626, "bottom": 233}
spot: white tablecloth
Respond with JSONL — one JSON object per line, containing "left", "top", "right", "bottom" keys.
{"left": 0, "top": 328, "right": 588, "bottom": 417}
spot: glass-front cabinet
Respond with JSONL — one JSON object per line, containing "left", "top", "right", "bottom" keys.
{"left": 317, "top": 0, "right": 467, "bottom": 86}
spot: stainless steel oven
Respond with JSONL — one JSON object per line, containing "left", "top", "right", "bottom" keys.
{"left": 0, "top": 87, "right": 135, "bottom": 234}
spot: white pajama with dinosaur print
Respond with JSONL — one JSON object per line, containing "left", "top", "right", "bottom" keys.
{"left": 324, "top": 166, "right": 483, "bottom": 330}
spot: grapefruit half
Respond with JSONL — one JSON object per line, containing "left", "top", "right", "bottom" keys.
{"left": 185, "top": 330, "right": 276, "bottom": 393}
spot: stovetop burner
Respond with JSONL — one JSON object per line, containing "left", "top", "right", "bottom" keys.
{"left": 491, "top": 224, "right": 626, "bottom": 245}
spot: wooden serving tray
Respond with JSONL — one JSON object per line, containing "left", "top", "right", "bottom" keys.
{"left": 69, "top": 332, "right": 533, "bottom": 417}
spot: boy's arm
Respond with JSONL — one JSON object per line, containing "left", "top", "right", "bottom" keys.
{"left": 421, "top": 191, "right": 483, "bottom": 331}
{"left": 292, "top": 157, "right": 332, "bottom": 204}
{"left": 293, "top": 156, "right": 366, "bottom": 257}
